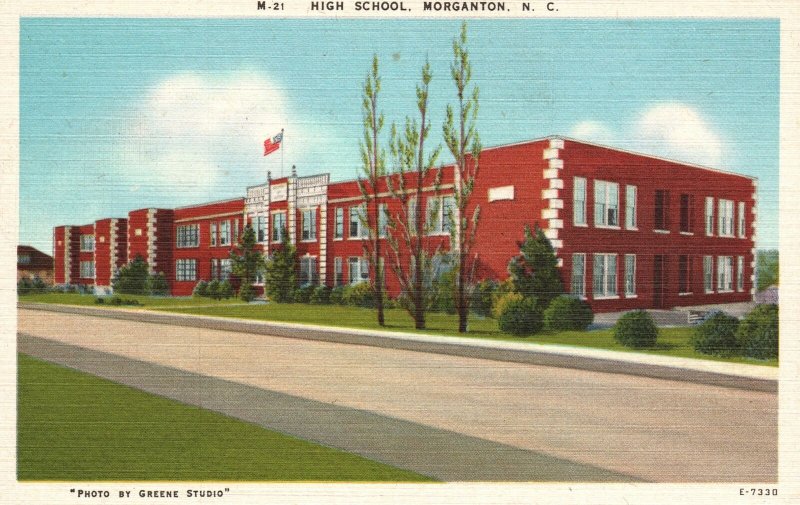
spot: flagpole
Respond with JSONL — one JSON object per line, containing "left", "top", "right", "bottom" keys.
{"left": 281, "top": 128, "right": 285, "bottom": 178}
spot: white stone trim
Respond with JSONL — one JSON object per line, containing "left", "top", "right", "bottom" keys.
{"left": 548, "top": 219, "right": 564, "bottom": 229}
{"left": 541, "top": 208, "right": 559, "bottom": 219}
{"left": 488, "top": 185, "right": 515, "bottom": 202}
{"left": 542, "top": 148, "right": 560, "bottom": 160}
{"left": 549, "top": 239, "right": 563, "bottom": 249}
{"left": 146, "top": 209, "right": 157, "bottom": 274}
{"left": 63, "top": 227, "right": 72, "bottom": 284}
{"left": 541, "top": 188, "right": 559, "bottom": 200}
{"left": 543, "top": 168, "right": 559, "bottom": 179}
{"left": 544, "top": 228, "right": 559, "bottom": 240}
{"left": 549, "top": 199, "right": 564, "bottom": 209}
{"left": 556, "top": 258, "right": 563, "bottom": 268}
{"left": 319, "top": 203, "right": 328, "bottom": 283}
{"left": 548, "top": 158, "right": 564, "bottom": 169}
{"left": 549, "top": 138, "right": 565, "bottom": 149}
{"left": 288, "top": 176, "right": 297, "bottom": 245}
{"left": 549, "top": 178, "right": 564, "bottom": 190}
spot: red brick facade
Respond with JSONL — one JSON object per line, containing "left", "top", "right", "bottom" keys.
{"left": 52, "top": 137, "right": 756, "bottom": 312}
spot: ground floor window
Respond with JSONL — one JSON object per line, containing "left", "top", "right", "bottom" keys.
{"left": 348, "top": 257, "right": 369, "bottom": 285}
{"left": 592, "top": 253, "right": 617, "bottom": 298}
{"left": 737, "top": 256, "right": 745, "bottom": 292}
{"left": 80, "top": 260, "right": 95, "bottom": 279}
{"left": 678, "top": 255, "right": 693, "bottom": 294}
{"left": 717, "top": 256, "right": 733, "bottom": 292}
{"left": 624, "top": 254, "right": 636, "bottom": 297}
{"left": 334, "top": 257, "right": 344, "bottom": 286}
{"left": 571, "top": 254, "right": 585, "bottom": 297}
{"left": 703, "top": 256, "right": 714, "bottom": 293}
{"left": 299, "top": 256, "right": 318, "bottom": 286}
{"left": 176, "top": 259, "right": 197, "bottom": 282}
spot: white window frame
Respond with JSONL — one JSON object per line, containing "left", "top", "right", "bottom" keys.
{"left": 349, "top": 204, "right": 368, "bottom": 239}
{"left": 219, "top": 220, "right": 231, "bottom": 246}
{"left": 348, "top": 257, "right": 370, "bottom": 284}
{"left": 255, "top": 215, "right": 267, "bottom": 243}
{"left": 573, "top": 177, "right": 587, "bottom": 226}
{"left": 80, "top": 260, "right": 95, "bottom": 279}
{"left": 271, "top": 212, "right": 286, "bottom": 243}
{"left": 625, "top": 185, "right": 637, "bottom": 230}
{"left": 220, "top": 258, "right": 232, "bottom": 281}
{"left": 703, "top": 255, "right": 714, "bottom": 293}
{"left": 176, "top": 224, "right": 199, "bottom": 248}
{"left": 210, "top": 222, "right": 218, "bottom": 246}
{"left": 738, "top": 202, "right": 746, "bottom": 238}
{"left": 334, "top": 257, "right": 344, "bottom": 286}
{"left": 678, "top": 255, "right": 693, "bottom": 295}
{"left": 718, "top": 199, "right": 735, "bottom": 238}
{"left": 378, "top": 203, "right": 389, "bottom": 238}
{"left": 408, "top": 197, "right": 418, "bottom": 236}
{"left": 593, "top": 180, "right": 619, "bottom": 228}
{"left": 705, "top": 197, "right": 714, "bottom": 236}
{"left": 427, "top": 195, "right": 455, "bottom": 236}
{"left": 592, "top": 253, "right": 618, "bottom": 299}
{"left": 717, "top": 256, "right": 734, "bottom": 292}
{"left": 624, "top": 254, "right": 636, "bottom": 298}
{"left": 570, "top": 253, "right": 586, "bottom": 298}
{"left": 176, "top": 259, "right": 197, "bottom": 282}
{"left": 301, "top": 208, "right": 317, "bottom": 242}
{"left": 737, "top": 255, "right": 745, "bottom": 292}
{"left": 334, "top": 207, "right": 344, "bottom": 239}
{"left": 299, "top": 256, "right": 318, "bottom": 286}
{"left": 80, "top": 234, "right": 95, "bottom": 252}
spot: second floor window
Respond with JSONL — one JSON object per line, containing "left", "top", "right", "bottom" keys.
{"left": 272, "top": 212, "right": 286, "bottom": 242}
{"left": 654, "top": 190, "right": 669, "bottom": 231}
{"left": 625, "top": 185, "right": 637, "bottom": 230}
{"left": 427, "top": 195, "right": 456, "bottom": 235}
{"left": 705, "top": 197, "right": 715, "bottom": 236}
{"left": 80, "top": 234, "right": 95, "bottom": 252}
{"left": 219, "top": 220, "right": 231, "bottom": 246}
{"left": 210, "top": 223, "right": 217, "bottom": 246}
{"left": 718, "top": 199, "right": 734, "bottom": 237}
{"left": 255, "top": 215, "right": 267, "bottom": 242}
{"left": 176, "top": 224, "right": 199, "bottom": 248}
{"left": 573, "top": 177, "right": 587, "bottom": 226}
{"left": 679, "top": 194, "right": 694, "bottom": 233}
{"left": 349, "top": 204, "right": 368, "bottom": 239}
{"left": 379, "top": 203, "right": 389, "bottom": 238}
{"left": 738, "top": 201, "right": 746, "bottom": 238}
{"left": 594, "top": 180, "right": 619, "bottom": 227}
{"left": 301, "top": 208, "right": 317, "bottom": 241}
{"left": 334, "top": 208, "right": 344, "bottom": 239}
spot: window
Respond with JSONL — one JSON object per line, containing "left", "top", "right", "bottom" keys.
{"left": 233, "top": 219, "right": 240, "bottom": 242}
{"left": 349, "top": 205, "right": 368, "bottom": 239}
{"left": 80, "top": 260, "right": 95, "bottom": 279}
{"left": 255, "top": 215, "right": 267, "bottom": 242}
{"left": 571, "top": 253, "right": 585, "bottom": 297}
{"left": 594, "top": 180, "right": 619, "bottom": 227}
{"left": 80, "top": 234, "right": 95, "bottom": 252}
{"left": 220, "top": 259, "right": 232, "bottom": 281}
{"left": 624, "top": 255, "right": 636, "bottom": 297}
{"left": 334, "top": 208, "right": 344, "bottom": 239}
{"left": 334, "top": 257, "right": 344, "bottom": 286}
{"left": 592, "top": 253, "right": 617, "bottom": 298}
{"left": 348, "top": 257, "right": 369, "bottom": 284}
{"left": 211, "top": 259, "right": 219, "bottom": 281}
{"left": 379, "top": 203, "right": 389, "bottom": 238}
{"left": 301, "top": 208, "right": 317, "bottom": 241}
{"left": 654, "top": 190, "right": 669, "bottom": 231}
{"left": 176, "top": 224, "right": 199, "bottom": 248}
{"left": 705, "top": 197, "right": 714, "bottom": 236}
{"left": 737, "top": 256, "right": 745, "bottom": 292}
{"left": 679, "top": 255, "right": 693, "bottom": 294}
{"left": 254, "top": 272, "right": 264, "bottom": 285}
{"left": 219, "top": 220, "right": 231, "bottom": 246}
{"left": 210, "top": 222, "right": 218, "bottom": 246}
{"left": 176, "top": 259, "right": 197, "bottom": 282}
{"left": 718, "top": 199, "right": 734, "bottom": 237}
{"left": 717, "top": 256, "right": 733, "bottom": 292}
{"left": 679, "top": 194, "right": 694, "bottom": 233}
{"left": 408, "top": 197, "right": 418, "bottom": 236}
{"left": 738, "top": 202, "right": 746, "bottom": 238}
{"left": 573, "top": 177, "right": 587, "bottom": 226}
{"left": 625, "top": 185, "right": 637, "bottom": 230}
{"left": 299, "top": 256, "right": 318, "bottom": 286}
{"left": 703, "top": 256, "right": 714, "bottom": 293}
{"left": 272, "top": 212, "right": 286, "bottom": 242}
{"left": 427, "top": 195, "right": 456, "bottom": 235}
{"left": 18, "top": 254, "right": 31, "bottom": 265}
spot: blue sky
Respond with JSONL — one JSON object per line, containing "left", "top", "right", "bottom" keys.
{"left": 20, "top": 18, "right": 779, "bottom": 252}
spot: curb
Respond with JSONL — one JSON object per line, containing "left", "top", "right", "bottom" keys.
{"left": 18, "top": 302, "right": 778, "bottom": 393}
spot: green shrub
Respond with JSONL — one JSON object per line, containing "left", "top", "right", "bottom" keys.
{"left": 310, "top": 285, "right": 332, "bottom": 305}
{"left": 330, "top": 285, "right": 347, "bottom": 305}
{"left": 295, "top": 284, "right": 316, "bottom": 304}
{"left": 145, "top": 272, "right": 169, "bottom": 296}
{"left": 497, "top": 297, "right": 543, "bottom": 336}
{"left": 238, "top": 283, "right": 256, "bottom": 302}
{"left": 17, "top": 277, "right": 34, "bottom": 295}
{"left": 431, "top": 270, "right": 456, "bottom": 314}
{"left": 217, "top": 280, "right": 234, "bottom": 300}
{"left": 113, "top": 256, "right": 149, "bottom": 295}
{"left": 613, "top": 310, "right": 658, "bottom": 348}
{"left": 692, "top": 312, "right": 739, "bottom": 356}
{"left": 492, "top": 292, "right": 524, "bottom": 319}
{"left": 343, "top": 282, "right": 376, "bottom": 308}
{"left": 544, "top": 295, "right": 594, "bottom": 331}
{"left": 206, "top": 280, "right": 221, "bottom": 300}
{"left": 99, "top": 296, "right": 141, "bottom": 306}
{"left": 471, "top": 279, "right": 498, "bottom": 317}
{"left": 193, "top": 281, "right": 209, "bottom": 298}
{"left": 737, "top": 304, "right": 778, "bottom": 359}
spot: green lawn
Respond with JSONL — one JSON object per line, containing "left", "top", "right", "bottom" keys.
{"left": 17, "top": 353, "right": 434, "bottom": 481}
{"left": 19, "top": 292, "right": 245, "bottom": 308}
{"left": 19, "top": 292, "right": 777, "bottom": 366}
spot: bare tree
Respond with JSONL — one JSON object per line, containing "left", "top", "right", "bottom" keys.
{"left": 443, "top": 22, "right": 482, "bottom": 333}
{"left": 385, "top": 61, "right": 442, "bottom": 329}
{"left": 357, "top": 54, "right": 387, "bottom": 326}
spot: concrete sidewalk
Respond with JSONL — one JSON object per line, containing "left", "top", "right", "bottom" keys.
{"left": 18, "top": 302, "right": 778, "bottom": 392}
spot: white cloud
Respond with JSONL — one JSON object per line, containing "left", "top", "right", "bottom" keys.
{"left": 117, "top": 72, "right": 301, "bottom": 204}
{"left": 570, "top": 120, "right": 615, "bottom": 145}
{"left": 633, "top": 103, "right": 724, "bottom": 167}
{"left": 569, "top": 103, "right": 726, "bottom": 167}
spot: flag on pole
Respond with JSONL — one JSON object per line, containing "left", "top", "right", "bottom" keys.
{"left": 263, "top": 131, "right": 283, "bottom": 156}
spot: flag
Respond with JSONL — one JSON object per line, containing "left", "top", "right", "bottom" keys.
{"left": 263, "top": 131, "right": 283, "bottom": 156}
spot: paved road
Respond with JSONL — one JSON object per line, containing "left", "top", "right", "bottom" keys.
{"left": 18, "top": 309, "right": 777, "bottom": 482}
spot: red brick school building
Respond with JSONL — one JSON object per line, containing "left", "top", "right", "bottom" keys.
{"left": 53, "top": 137, "right": 757, "bottom": 312}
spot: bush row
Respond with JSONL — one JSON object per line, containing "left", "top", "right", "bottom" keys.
{"left": 192, "top": 280, "right": 235, "bottom": 300}
{"left": 17, "top": 276, "right": 48, "bottom": 295}
{"left": 692, "top": 304, "right": 778, "bottom": 359}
